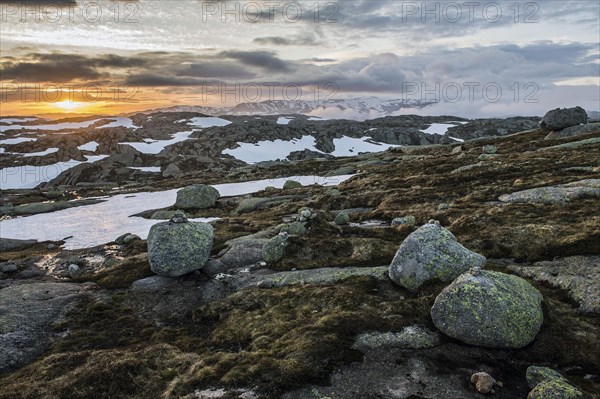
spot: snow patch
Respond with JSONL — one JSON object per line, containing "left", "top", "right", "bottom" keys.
{"left": 0, "top": 175, "right": 354, "bottom": 248}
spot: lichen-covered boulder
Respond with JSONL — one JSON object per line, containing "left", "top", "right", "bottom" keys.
{"left": 334, "top": 211, "right": 350, "bottom": 225}
{"left": 526, "top": 366, "right": 568, "bottom": 389}
{"left": 526, "top": 366, "right": 582, "bottom": 399}
{"left": 540, "top": 106, "right": 588, "bottom": 131}
{"left": 388, "top": 221, "right": 486, "bottom": 292}
{"left": 262, "top": 233, "right": 288, "bottom": 264}
{"left": 175, "top": 184, "right": 220, "bottom": 210}
{"left": 147, "top": 218, "right": 213, "bottom": 277}
{"left": 283, "top": 180, "right": 302, "bottom": 189}
{"left": 431, "top": 269, "right": 543, "bottom": 348}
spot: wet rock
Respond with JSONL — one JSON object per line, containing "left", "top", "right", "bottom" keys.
{"left": 498, "top": 179, "right": 600, "bottom": 205}
{"left": 391, "top": 215, "right": 416, "bottom": 226}
{"left": 175, "top": 184, "right": 220, "bottom": 210}
{"left": 470, "top": 372, "right": 497, "bottom": 394}
{"left": 526, "top": 366, "right": 582, "bottom": 399}
{"left": 431, "top": 269, "right": 543, "bottom": 348}
{"left": 353, "top": 326, "right": 441, "bottom": 352}
{"left": 508, "top": 256, "right": 600, "bottom": 314}
{"left": 0, "top": 283, "right": 90, "bottom": 373}
{"left": 334, "top": 211, "right": 350, "bottom": 225}
{"left": 0, "top": 263, "right": 17, "bottom": 273}
{"left": 0, "top": 238, "right": 37, "bottom": 252}
{"left": 147, "top": 219, "right": 213, "bottom": 277}
{"left": 262, "top": 233, "right": 289, "bottom": 264}
{"left": 540, "top": 106, "right": 588, "bottom": 131}
{"left": 283, "top": 180, "right": 302, "bottom": 189}
{"left": 388, "top": 221, "right": 486, "bottom": 292}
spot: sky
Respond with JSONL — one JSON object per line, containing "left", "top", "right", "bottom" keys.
{"left": 0, "top": 0, "right": 599, "bottom": 118}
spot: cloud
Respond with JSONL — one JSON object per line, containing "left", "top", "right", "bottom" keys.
{"left": 217, "top": 50, "right": 292, "bottom": 72}
{"left": 253, "top": 32, "right": 323, "bottom": 46}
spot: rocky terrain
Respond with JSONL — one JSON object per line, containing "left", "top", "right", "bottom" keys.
{"left": 0, "top": 106, "right": 599, "bottom": 399}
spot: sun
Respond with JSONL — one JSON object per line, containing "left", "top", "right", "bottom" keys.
{"left": 54, "top": 101, "right": 86, "bottom": 111}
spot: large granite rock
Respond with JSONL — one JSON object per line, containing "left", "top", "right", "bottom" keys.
{"left": 431, "top": 269, "right": 543, "bottom": 348}
{"left": 147, "top": 216, "right": 213, "bottom": 277}
{"left": 175, "top": 184, "right": 220, "bottom": 210}
{"left": 540, "top": 106, "right": 588, "bottom": 131}
{"left": 388, "top": 221, "right": 486, "bottom": 292}
{"left": 0, "top": 283, "right": 90, "bottom": 373}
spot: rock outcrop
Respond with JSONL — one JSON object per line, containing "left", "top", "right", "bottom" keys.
{"left": 540, "top": 106, "right": 588, "bottom": 131}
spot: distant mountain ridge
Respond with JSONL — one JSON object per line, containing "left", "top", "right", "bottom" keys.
{"left": 137, "top": 97, "right": 436, "bottom": 119}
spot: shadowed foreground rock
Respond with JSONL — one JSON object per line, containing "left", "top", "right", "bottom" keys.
{"left": 431, "top": 269, "right": 543, "bottom": 348}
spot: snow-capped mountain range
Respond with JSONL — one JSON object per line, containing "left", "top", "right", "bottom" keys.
{"left": 138, "top": 97, "right": 436, "bottom": 119}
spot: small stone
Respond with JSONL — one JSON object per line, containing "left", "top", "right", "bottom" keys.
{"left": 262, "top": 233, "right": 289, "bottom": 264}
{"left": 123, "top": 234, "right": 141, "bottom": 244}
{"left": 391, "top": 216, "right": 416, "bottom": 226}
{"left": 471, "top": 372, "right": 496, "bottom": 394}
{"left": 482, "top": 145, "right": 498, "bottom": 154}
{"left": 300, "top": 209, "right": 312, "bottom": 219}
{"left": 452, "top": 145, "right": 463, "bottom": 154}
{"left": 334, "top": 211, "right": 350, "bottom": 225}
{"left": 526, "top": 366, "right": 569, "bottom": 389}
{"left": 170, "top": 211, "right": 188, "bottom": 223}
{"left": 175, "top": 184, "right": 220, "bottom": 210}
{"left": 68, "top": 264, "right": 81, "bottom": 279}
{"left": 283, "top": 180, "right": 302, "bottom": 189}
{"left": 437, "top": 203, "right": 450, "bottom": 211}
{"left": 325, "top": 188, "right": 341, "bottom": 197}
{"left": 1, "top": 263, "right": 17, "bottom": 273}
{"left": 47, "top": 244, "right": 57, "bottom": 250}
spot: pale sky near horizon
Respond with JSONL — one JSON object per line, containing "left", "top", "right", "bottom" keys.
{"left": 0, "top": 0, "right": 599, "bottom": 117}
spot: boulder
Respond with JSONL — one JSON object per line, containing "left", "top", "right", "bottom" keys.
{"left": 283, "top": 180, "right": 302, "bottom": 189}
{"left": 388, "top": 221, "right": 486, "bottom": 292}
{"left": 175, "top": 184, "right": 220, "bottom": 210}
{"left": 526, "top": 367, "right": 582, "bottom": 399}
{"left": 334, "top": 211, "right": 350, "bottom": 225}
{"left": 540, "top": 106, "right": 587, "bottom": 131}
{"left": 262, "top": 233, "right": 288, "bottom": 264}
{"left": 147, "top": 217, "right": 213, "bottom": 277}
{"left": 431, "top": 269, "right": 544, "bottom": 348}
{"left": 544, "top": 122, "right": 600, "bottom": 140}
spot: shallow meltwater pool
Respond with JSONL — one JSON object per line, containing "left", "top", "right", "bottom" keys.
{"left": 0, "top": 175, "right": 354, "bottom": 249}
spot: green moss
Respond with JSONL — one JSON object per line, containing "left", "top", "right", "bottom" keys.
{"left": 78, "top": 254, "right": 152, "bottom": 289}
